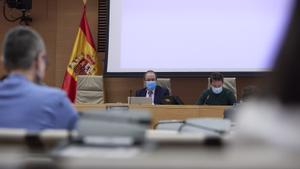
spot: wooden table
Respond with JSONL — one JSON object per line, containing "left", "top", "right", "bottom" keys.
{"left": 75, "top": 104, "right": 227, "bottom": 128}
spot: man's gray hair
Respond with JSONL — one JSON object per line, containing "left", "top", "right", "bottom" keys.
{"left": 2, "top": 26, "right": 45, "bottom": 71}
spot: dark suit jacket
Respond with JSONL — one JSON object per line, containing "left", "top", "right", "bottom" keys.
{"left": 135, "top": 85, "right": 170, "bottom": 104}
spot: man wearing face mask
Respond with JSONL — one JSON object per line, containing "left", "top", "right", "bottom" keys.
{"left": 136, "top": 70, "right": 170, "bottom": 104}
{"left": 0, "top": 26, "right": 78, "bottom": 131}
{"left": 196, "top": 72, "right": 236, "bottom": 105}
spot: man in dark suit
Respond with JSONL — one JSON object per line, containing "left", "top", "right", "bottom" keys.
{"left": 136, "top": 70, "right": 169, "bottom": 104}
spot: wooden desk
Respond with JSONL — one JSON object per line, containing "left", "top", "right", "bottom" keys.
{"left": 75, "top": 104, "right": 227, "bottom": 128}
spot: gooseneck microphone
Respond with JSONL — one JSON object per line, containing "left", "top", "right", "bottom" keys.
{"left": 204, "top": 95, "right": 210, "bottom": 105}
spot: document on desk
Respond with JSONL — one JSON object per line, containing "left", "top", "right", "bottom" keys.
{"left": 58, "top": 146, "right": 141, "bottom": 159}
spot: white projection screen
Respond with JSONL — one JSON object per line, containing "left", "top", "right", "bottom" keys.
{"left": 105, "top": 0, "right": 295, "bottom": 76}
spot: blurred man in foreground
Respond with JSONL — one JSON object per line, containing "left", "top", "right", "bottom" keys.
{"left": 0, "top": 26, "right": 78, "bottom": 131}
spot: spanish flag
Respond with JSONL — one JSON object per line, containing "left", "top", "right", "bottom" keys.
{"left": 62, "top": 2, "right": 99, "bottom": 102}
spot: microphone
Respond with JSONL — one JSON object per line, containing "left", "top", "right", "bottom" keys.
{"left": 204, "top": 95, "right": 210, "bottom": 105}
{"left": 129, "top": 89, "right": 133, "bottom": 104}
{"left": 178, "top": 120, "right": 226, "bottom": 134}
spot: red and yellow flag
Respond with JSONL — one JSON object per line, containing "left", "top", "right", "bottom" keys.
{"left": 62, "top": 3, "right": 99, "bottom": 102}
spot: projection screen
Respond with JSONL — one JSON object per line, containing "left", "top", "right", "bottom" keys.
{"left": 105, "top": 0, "right": 295, "bottom": 76}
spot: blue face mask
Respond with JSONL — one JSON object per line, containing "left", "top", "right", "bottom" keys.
{"left": 212, "top": 86, "right": 223, "bottom": 94}
{"left": 145, "top": 81, "right": 157, "bottom": 91}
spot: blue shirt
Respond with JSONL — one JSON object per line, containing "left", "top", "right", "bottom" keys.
{"left": 0, "top": 74, "right": 78, "bottom": 131}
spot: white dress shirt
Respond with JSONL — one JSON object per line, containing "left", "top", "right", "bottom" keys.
{"left": 146, "top": 90, "right": 155, "bottom": 104}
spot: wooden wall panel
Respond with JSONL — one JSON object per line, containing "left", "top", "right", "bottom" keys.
{"left": 172, "top": 78, "right": 207, "bottom": 104}
{"left": 0, "top": 0, "right": 58, "bottom": 86}
{"left": 104, "top": 78, "right": 143, "bottom": 103}
{"left": 0, "top": 4, "right": 17, "bottom": 77}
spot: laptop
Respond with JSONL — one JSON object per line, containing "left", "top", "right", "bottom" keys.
{"left": 128, "top": 97, "right": 152, "bottom": 105}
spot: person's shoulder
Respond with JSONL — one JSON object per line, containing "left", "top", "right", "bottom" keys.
{"left": 156, "top": 85, "right": 169, "bottom": 93}
{"left": 136, "top": 87, "right": 146, "bottom": 95}
{"left": 201, "top": 88, "right": 211, "bottom": 95}
{"left": 137, "top": 87, "right": 146, "bottom": 92}
{"left": 31, "top": 84, "right": 67, "bottom": 100}
{"left": 34, "top": 85, "right": 76, "bottom": 112}
{"left": 223, "top": 87, "right": 234, "bottom": 94}
{"left": 156, "top": 85, "right": 165, "bottom": 91}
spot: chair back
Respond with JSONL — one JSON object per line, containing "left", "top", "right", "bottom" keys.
{"left": 157, "top": 78, "right": 172, "bottom": 95}
{"left": 76, "top": 75, "right": 104, "bottom": 104}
